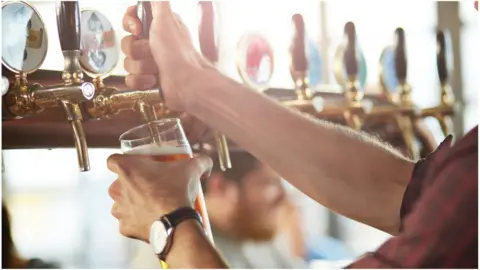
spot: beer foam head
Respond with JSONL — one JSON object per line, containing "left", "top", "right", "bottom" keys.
{"left": 124, "top": 144, "right": 192, "bottom": 156}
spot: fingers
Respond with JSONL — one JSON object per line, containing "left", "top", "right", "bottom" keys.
{"left": 111, "top": 202, "right": 122, "bottom": 219}
{"left": 108, "top": 180, "right": 122, "bottom": 201}
{"left": 121, "top": 36, "right": 151, "bottom": 60}
{"left": 107, "top": 154, "right": 135, "bottom": 178}
{"left": 125, "top": 74, "right": 157, "bottom": 89}
{"left": 124, "top": 57, "right": 158, "bottom": 75}
{"left": 122, "top": 5, "right": 142, "bottom": 35}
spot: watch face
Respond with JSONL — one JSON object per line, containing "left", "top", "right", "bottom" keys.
{"left": 149, "top": 220, "right": 169, "bottom": 254}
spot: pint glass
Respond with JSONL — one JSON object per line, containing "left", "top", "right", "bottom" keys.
{"left": 119, "top": 118, "right": 213, "bottom": 243}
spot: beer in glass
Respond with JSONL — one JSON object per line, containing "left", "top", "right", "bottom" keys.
{"left": 119, "top": 118, "right": 213, "bottom": 243}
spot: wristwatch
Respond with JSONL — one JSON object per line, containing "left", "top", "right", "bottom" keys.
{"left": 149, "top": 207, "right": 203, "bottom": 261}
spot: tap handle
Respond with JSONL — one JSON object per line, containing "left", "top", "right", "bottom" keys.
{"left": 436, "top": 29, "right": 452, "bottom": 85}
{"left": 137, "top": 1, "right": 153, "bottom": 39}
{"left": 343, "top": 22, "right": 358, "bottom": 79}
{"left": 291, "top": 14, "right": 307, "bottom": 73}
{"left": 393, "top": 28, "right": 407, "bottom": 84}
{"left": 198, "top": 1, "right": 218, "bottom": 63}
{"left": 56, "top": 1, "right": 81, "bottom": 51}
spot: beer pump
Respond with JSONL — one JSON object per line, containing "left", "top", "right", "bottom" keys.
{"left": 421, "top": 30, "right": 455, "bottom": 137}
{"left": 198, "top": 1, "right": 231, "bottom": 171}
{"left": 330, "top": 22, "right": 368, "bottom": 129}
{"left": 283, "top": 14, "right": 323, "bottom": 114}
{"left": 2, "top": 1, "right": 95, "bottom": 171}
{"left": 374, "top": 28, "right": 420, "bottom": 159}
{"left": 83, "top": 2, "right": 164, "bottom": 142}
{"left": 82, "top": 1, "right": 231, "bottom": 169}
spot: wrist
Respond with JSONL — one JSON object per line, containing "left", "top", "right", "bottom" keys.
{"left": 153, "top": 197, "right": 192, "bottom": 216}
{"left": 182, "top": 67, "right": 224, "bottom": 113}
{"left": 164, "top": 219, "right": 213, "bottom": 267}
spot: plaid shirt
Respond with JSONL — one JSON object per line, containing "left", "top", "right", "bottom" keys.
{"left": 348, "top": 126, "right": 478, "bottom": 268}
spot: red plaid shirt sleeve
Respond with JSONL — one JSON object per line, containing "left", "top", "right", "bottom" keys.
{"left": 347, "top": 126, "right": 478, "bottom": 268}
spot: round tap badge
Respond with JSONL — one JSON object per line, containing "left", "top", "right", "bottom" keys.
{"left": 307, "top": 39, "right": 323, "bottom": 88}
{"left": 79, "top": 10, "right": 118, "bottom": 77}
{"left": 380, "top": 47, "right": 399, "bottom": 94}
{"left": 1, "top": 1, "right": 48, "bottom": 74}
{"left": 237, "top": 32, "right": 274, "bottom": 91}
{"left": 2, "top": 76, "right": 10, "bottom": 96}
{"left": 81, "top": 82, "right": 95, "bottom": 100}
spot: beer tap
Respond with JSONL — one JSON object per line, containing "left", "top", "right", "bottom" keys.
{"left": 2, "top": 1, "right": 95, "bottom": 171}
{"left": 421, "top": 30, "right": 455, "bottom": 137}
{"left": 198, "top": 1, "right": 231, "bottom": 171}
{"left": 331, "top": 22, "right": 367, "bottom": 129}
{"left": 375, "top": 28, "right": 419, "bottom": 159}
{"left": 283, "top": 14, "right": 323, "bottom": 114}
{"left": 83, "top": 2, "right": 163, "bottom": 144}
{"left": 84, "top": 1, "right": 230, "bottom": 165}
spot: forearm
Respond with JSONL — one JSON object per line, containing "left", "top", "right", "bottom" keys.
{"left": 187, "top": 70, "right": 415, "bottom": 235}
{"left": 166, "top": 220, "right": 228, "bottom": 268}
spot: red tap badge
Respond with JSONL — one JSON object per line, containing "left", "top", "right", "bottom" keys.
{"left": 245, "top": 34, "right": 274, "bottom": 84}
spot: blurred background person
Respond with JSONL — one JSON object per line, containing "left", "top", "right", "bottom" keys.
{"left": 130, "top": 148, "right": 308, "bottom": 268}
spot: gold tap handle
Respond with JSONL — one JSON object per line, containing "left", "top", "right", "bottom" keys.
{"left": 135, "top": 1, "right": 164, "bottom": 146}
{"left": 61, "top": 101, "right": 90, "bottom": 171}
{"left": 395, "top": 115, "right": 419, "bottom": 159}
{"left": 342, "top": 22, "right": 363, "bottom": 129}
{"left": 436, "top": 29, "right": 455, "bottom": 107}
{"left": 438, "top": 115, "right": 454, "bottom": 137}
{"left": 394, "top": 28, "right": 407, "bottom": 86}
{"left": 343, "top": 112, "right": 362, "bottom": 130}
{"left": 436, "top": 30, "right": 450, "bottom": 88}
{"left": 136, "top": 1, "right": 164, "bottom": 103}
{"left": 198, "top": 1, "right": 231, "bottom": 171}
{"left": 137, "top": 1, "right": 153, "bottom": 39}
{"left": 290, "top": 14, "right": 310, "bottom": 100}
{"left": 56, "top": 1, "right": 81, "bottom": 52}
{"left": 344, "top": 22, "right": 358, "bottom": 84}
{"left": 393, "top": 28, "right": 418, "bottom": 159}
{"left": 56, "top": 1, "right": 91, "bottom": 171}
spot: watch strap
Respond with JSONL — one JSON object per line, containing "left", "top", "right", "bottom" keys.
{"left": 158, "top": 207, "right": 203, "bottom": 261}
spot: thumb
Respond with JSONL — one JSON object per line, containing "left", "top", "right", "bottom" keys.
{"left": 107, "top": 154, "right": 134, "bottom": 174}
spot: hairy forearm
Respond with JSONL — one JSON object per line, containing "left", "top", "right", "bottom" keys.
{"left": 166, "top": 220, "right": 228, "bottom": 268}
{"left": 187, "top": 70, "right": 415, "bottom": 235}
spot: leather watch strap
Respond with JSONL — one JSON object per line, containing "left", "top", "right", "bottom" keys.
{"left": 158, "top": 207, "right": 203, "bottom": 262}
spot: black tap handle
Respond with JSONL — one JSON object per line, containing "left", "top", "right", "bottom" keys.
{"left": 56, "top": 1, "right": 81, "bottom": 51}
{"left": 436, "top": 29, "right": 451, "bottom": 85}
{"left": 198, "top": 1, "right": 218, "bottom": 63}
{"left": 137, "top": 1, "right": 153, "bottom": 39}
{"left": 291, "top": 14, "right": 307, "bottom": 72}
{"left": 393, "top": 28, "right": 407, "bottom": 83}
{"left": 343, "top": 22, "right": 358, "bottom": 78}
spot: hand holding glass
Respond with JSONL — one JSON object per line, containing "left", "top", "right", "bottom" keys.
{"left": 119, "top": 118, "right": 213, "bottom": 243}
